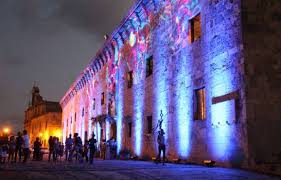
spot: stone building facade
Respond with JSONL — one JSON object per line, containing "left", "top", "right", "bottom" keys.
{"left": 24, "top": 86, "right": 62, "bottom": 147}
{"left": 60, "top": 0, "right": 281, "bottom": 175}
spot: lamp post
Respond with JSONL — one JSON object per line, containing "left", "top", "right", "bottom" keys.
{"left": 3, "top": 128, "right": 10, "bottom": 135}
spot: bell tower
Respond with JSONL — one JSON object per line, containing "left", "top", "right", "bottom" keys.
{"left": 31, "top": 86, "right": 43, "bottom": 106}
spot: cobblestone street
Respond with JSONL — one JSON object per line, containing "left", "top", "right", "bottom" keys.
{"left": 0, "top": 160, "right": 279, "bottom": 180}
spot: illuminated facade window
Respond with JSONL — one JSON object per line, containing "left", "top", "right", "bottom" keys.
{"left": 194, "top": 88, "right": 206, "bottom": 120}
{"left": 93, "top": 98, "right": 96, "bottom": 110}
{"left": 128, "top": 122, "right": 132, "bottom": 138}
{"left": 127, "top": 71, "right": 133, "bottom": 88}
{"left": 189, "top": 13, "right": 201, "bottom": 43}
{"left": 146, "top": 56, "right": 153, "bottom": 77}
{"left": 147, "top": 116, "right": 153, "bottom": 134}
{"left": 101, "top": 92, "right": 105, "bottom": 105}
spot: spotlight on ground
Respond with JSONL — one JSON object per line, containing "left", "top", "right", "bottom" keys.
{"left": 130, "top": 155, "right": 138, "bottom": 160}
{"left": 203, "top": 160, "right": 216, "bottom": 167}
{"left": 172, "top": 158, "right": 181, "bottom": 164}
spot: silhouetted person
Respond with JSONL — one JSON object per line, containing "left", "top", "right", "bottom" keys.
{"left": 0, "top": 136, "right": 9, "bottom": 163}
{"left": 73, "top": 133, "right": 83, "bottom": 162}
{"left": 48, "top": 136, "right": 54, "bottom": 162}
{"left": 8, "top": 136, "right": 16, "bottom": 162}
{"left": 14, "top": 132, "right": 23, "bottom": 162}
{"left": 88, "top": 133, "right": 97, "bottom": 164}
{"left": 53, "top": 137, "right": 59, "bottom": 161}
{"left": 83, "top": 140, "right": 89, "bottom": 163}
{"left": 58, "top": 142, "right": 64, "bottom": 161}
{"left": 100, "top": 139, "right": 106, "bottom": 160}
{"left": 33, "top": 137, "right": 41, "bottom": 161}
{"left": 22, "top": 130, "right": 30, "bottom": 163}
{"left": 157, "top": 129, "right": 166, "bottom": 165}
{"left": 65, "top": 134, "right": 73, "bottom": 161}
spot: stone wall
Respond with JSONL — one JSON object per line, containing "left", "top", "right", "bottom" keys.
{"left": 117, "top": 0, "right": 247, "bottom": 167}
{"left": 242, "top": 0, "right": 281, "bottom": 175}
{"left": 29, "top": 112, "right": 62, "bottom": 148}
{"left": 61, "top": 0, "right": 249, "bottom": 168}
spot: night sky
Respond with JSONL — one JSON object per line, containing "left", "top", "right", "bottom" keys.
{"left": 0, "top": 0, "right": 135, "bottom": 133}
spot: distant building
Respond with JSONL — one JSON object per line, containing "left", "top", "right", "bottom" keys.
{"left": 24, "top": 86, "right": 62, "bottom": 147}
{"left": 60, "top": 0, "right": 281, "bottom": 175}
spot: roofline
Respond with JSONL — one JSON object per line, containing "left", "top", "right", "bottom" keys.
{"left": 60, "top": 0, "right": 145, "bottom": 106}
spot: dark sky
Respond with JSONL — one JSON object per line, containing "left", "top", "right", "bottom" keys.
{"left": 0, "top": 0, "right": 135, "bottom": 134}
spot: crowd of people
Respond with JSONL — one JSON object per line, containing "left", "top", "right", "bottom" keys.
{"left": 0, "top": 130, "right": 118, "bottom": 164}
{"left": 0, "top": 128, "right": 166, "bottom": 165}
{"left": 0, "top": 130, "right": 30, "bottom": 163}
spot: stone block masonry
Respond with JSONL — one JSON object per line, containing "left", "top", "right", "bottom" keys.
{"left": 60, "top": 0, "right": 281, "bottom": 175}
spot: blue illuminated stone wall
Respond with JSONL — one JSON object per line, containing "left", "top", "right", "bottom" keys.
{"left": 60, "top": 0, "right": 265, "bottom": 169}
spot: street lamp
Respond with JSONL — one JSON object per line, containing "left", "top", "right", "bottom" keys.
{"left": 3, "top": 128, "right": 9, "bottom": 134}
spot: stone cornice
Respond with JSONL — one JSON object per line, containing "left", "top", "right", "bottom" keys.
{"left": 60, "top": 0, "right": 158, "bottom": 108}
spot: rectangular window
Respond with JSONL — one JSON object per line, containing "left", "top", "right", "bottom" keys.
{"left": 128, "top": 122, "right": 132, "bottom": 138}
{"left": 127, "top": 71, "right": 133, "bottom": 88}
{"left": 194, "top": 88, "right": 206, "bottom": 120}
{"left": 93, "top": 98, "right": 96, "bottom": 110}
{"left": 82, "top": 108, "right": 85, "bottom": 117}
{"left": 189, "top": 13, "right": 201, "bottom": 43}
{"left": 146, "top": 56, "right": 153, "bottom": 77}
{"left": 147, "top": 116, "right": 152, "bottom": 134}
{"left": 101, "top": 92, "right": 105, "bottom": 105}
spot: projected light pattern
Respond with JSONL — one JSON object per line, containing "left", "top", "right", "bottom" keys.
{"left": 175, "top": 53, "right": 193, "bottom": 158}
{"left": 209, "top": 68, "right": 237, "bottom": 159}
{"left": 116, "top": 71, "right": 124, "bottom": 153}
{"left": 133, "top": 83, "right": 144, "bottom": 156}
{"left": 61, "top": 0, "right": 244, "bottom": 165}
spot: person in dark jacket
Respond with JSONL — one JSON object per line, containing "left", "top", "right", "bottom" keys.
{"left": 88, "top": 133, "right": 97, "bottom": 164}
{"left": 14, "top": 132, "right": 23, "bottom": 162}
{"left": 157, "top": 129, "right": 166, "bottom": 165}
{"left": 73, "top": 133, "right": 83, "bottom": 162}
{"left": 48, "top": 136, "right": 54, "bottom": 162}
{"left": 33, "top": 137, "right": 41, "bottom": 161}
{"left": 83, "top": 140, "right": 89, "bottom": 163}
{"left": 8, "top": 136, "right": 16, "bottom": 162}
{"left": 65, "top": 134, "right": 73, "bottom": 161}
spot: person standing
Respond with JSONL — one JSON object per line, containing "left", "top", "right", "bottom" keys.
{"left": 88, "top": 133, "right": 97, "bottom": 164}
{"left": 8, "top": 136, "right": 16, "bottom": 162}
{"left": 53, "top": 137, "right": 59, "bottom": 161}
{"left": 33, "top": 137, "right": 41, "bottom": 161}
{"left": 65, "top": 134, "right": 73, "bottom": 161}
{"left": 73, "top": 133, "right": 83, "bottom": 163}
{"left": 1, "top": 136, "right": 9, "bottom": 164}
{"left": 14, "top": 132, "right": 23, "bottom": 162}
{"left": 100, "top": 139, "right": 106, "bottom": 160}
{"left": 83, "top": 140, "right": 89, "bottom": 163}
{"left": 22, "top": 130, "right": 30, "bottom": 163}
{"left": 157, "top": 129, "right": 166, "bottom": 165}
{"left": 48, "top": 136, "right": 54, "bottom": 162}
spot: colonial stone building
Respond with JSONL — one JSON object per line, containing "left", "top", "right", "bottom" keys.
{"left": 60, "top": 0, "right": 281, "bottom": 175}
{"left": 24, "top": 86, "right": 62, "bottom": 147}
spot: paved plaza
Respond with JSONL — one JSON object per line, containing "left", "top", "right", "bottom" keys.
{"left": 0, "top": 160, "right": 279, "bottom": 180}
